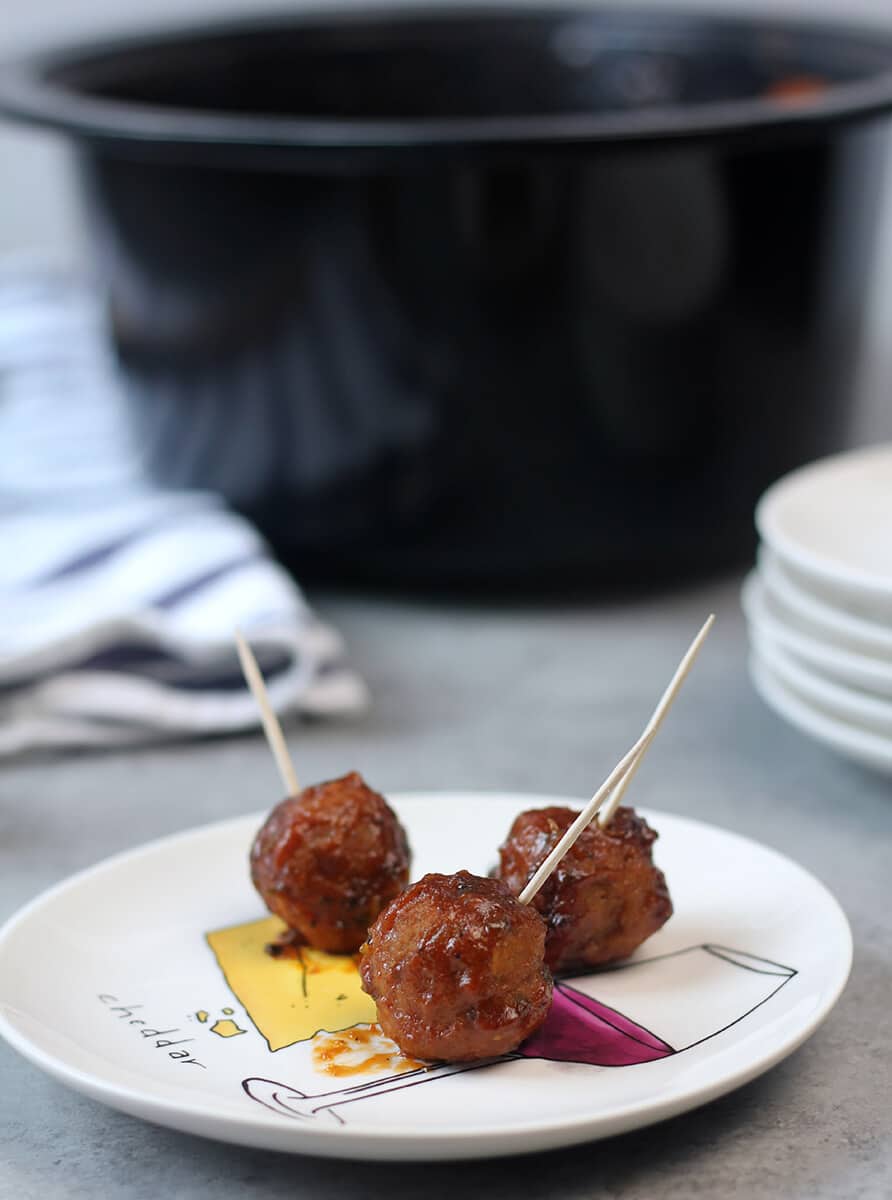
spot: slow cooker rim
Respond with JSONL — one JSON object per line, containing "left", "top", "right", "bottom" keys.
{"left": 4, "top": 4, "right": 892, "bottom": 155}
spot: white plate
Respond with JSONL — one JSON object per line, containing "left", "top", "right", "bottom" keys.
{"left": 758, "top": 548, "right": 892, "bottom": 660}
{"left": 751, "top": 630, "right": 892, "bottom": 738}
{"left": 756, "top": 443, "right": 892, "bottom": 622}
{"left": 750, "top": 657, "right": 892, "bottom": 773}
{"left": 0, "top": 793, "right": 852, "bottom": 1162}
{"left": 742, "top": 572, "right": 892, "bottom": 699}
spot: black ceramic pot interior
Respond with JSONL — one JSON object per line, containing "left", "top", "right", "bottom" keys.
{"left": 52, "top": 18, "right": 875, "bottom": 116}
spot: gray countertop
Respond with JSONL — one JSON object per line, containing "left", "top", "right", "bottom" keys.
{"left": 2, "top": 573, "right": 890, "bottom": 1199}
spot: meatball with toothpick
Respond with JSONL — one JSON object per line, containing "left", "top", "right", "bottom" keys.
{"left": 496, "top": 805, "right": 672, "bottom": 974}
{"left": 359, "top": 871, "right": 552, "bottom": 1062}
{"left": 251, "top": 772, "right": 411, "bottom": 954}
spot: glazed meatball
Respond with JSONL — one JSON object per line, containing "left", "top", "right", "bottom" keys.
{"left": 250, "top": 772, "right": 410, "bottom": 954}
{"left": 497, "top": 806, "right": 672, "bottom": 973}
{"left": 359, "top": 870, "right": 552, "bottom": 1062}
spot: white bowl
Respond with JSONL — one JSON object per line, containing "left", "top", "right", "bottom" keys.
{"left": 755, "top": 443, "right": 892, "bottom": 623}
{"left": 759, "top": 547, "right": 892, "bottom": 660}
{"left": 742, "top": 572, "right": 892, "bottom": 699}
{"left": 750, "top": 630, "right": 892, "bottom": 738}
{"left": 750, "top": 654, "right": 892, "bottom": 774}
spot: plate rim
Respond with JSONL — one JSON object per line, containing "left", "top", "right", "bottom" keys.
{"left": 751, "top": 627, "right": 892, "bottom": 729}
{"left": 758, "top": 548, "right": 892, "bottom": 656}
{"left": 755, "top": 442, "right": 892, "bottom": 600}
{"left": 750, "top": 654, "right": 892, "bottom": 771}
{"left": 0, "top": 793, "right": 855, "bottom": 1158}
{"left": 742, "top": 571, "right": 892, "bottom": 693}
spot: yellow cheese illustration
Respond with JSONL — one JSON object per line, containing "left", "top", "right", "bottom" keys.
{"left": 206, "top": 915, "right": 377, "bottom": 1052}
{"left": 210, "top": 1018, "right": 246, "bottom": 1038}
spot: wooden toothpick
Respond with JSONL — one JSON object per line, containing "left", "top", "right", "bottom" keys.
{"left": 235, "top": 629, "right": 300, "bottom": 797}
{"left": 597, "top": 613, "right": 715, "bottom": 829}
{"left": 517, "top": 729, "right": 656, "bottom": 905}
{"left": 518, "top": 615, "right": 715, "bottom": 906}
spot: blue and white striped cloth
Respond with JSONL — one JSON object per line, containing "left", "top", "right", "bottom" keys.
{"left": 0, "top": 261, "right": 367, "bottom": 757}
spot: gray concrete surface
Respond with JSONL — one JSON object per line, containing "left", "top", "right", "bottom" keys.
{"left": 1, "top": 574, "right": 890, "bottom": 1198}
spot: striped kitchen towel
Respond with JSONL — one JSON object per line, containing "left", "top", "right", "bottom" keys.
{"left": 0, "top": 260, "right": 367, "bottom": 757}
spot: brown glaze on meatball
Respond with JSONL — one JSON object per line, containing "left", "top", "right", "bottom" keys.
{"left": 359, "top": 871, "right": 552, "bottom": 1062}
{"left": 250, "top": 772, "right": 410, "bottom": 954}
{"left": 497, "top": 806, "right": 672, "bottom": 973}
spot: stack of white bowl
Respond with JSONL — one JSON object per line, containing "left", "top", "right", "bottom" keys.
{"left": 744, "top": 443, "right": 892, "bottom": 773}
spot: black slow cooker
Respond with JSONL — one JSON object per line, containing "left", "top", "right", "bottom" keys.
{"left": 3, "top": 7, "right": 892, "bottom": 587}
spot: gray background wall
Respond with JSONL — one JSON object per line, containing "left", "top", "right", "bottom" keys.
{"left": 2, "top": 0, "right": 891, "bottom": 440}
